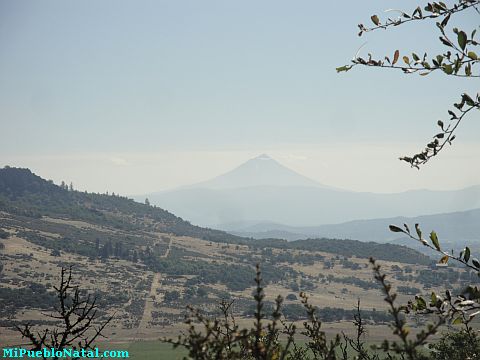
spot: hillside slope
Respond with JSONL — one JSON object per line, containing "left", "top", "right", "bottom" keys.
{"left": 0, "top": 167, "right": 431, "bottom": 265}
{"left": 0, "top": 166, "right": 454, "bottom": 346}
{"left": 0, "top": 167, "right": 245, "bottom": 244}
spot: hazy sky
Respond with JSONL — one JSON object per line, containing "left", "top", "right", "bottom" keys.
{"left": 1, "top": 1, "right": 479, "bottom": 194}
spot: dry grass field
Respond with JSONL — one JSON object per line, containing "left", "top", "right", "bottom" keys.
{"left": 0, "top": 209, "right": 471, "bottom": 349}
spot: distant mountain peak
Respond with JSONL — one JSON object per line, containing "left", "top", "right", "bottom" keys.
{"left": 188, "top": 154, "right": 332, "bottom": 190}
{"left": 253, "top": 154, "right": 273, "bottom": 161}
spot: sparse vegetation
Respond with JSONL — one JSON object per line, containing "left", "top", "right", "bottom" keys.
{"left": 2, "top": 166, "right": 480, "bottom": 358}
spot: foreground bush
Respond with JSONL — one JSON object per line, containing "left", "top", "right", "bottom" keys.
{"left": 164, "top": 261, "right": 479, "bottom": 360}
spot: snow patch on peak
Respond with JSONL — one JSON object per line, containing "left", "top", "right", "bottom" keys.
{"left": 254, "top": 154, "right": 273, "bottom": 161}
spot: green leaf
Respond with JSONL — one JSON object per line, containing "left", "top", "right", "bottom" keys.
{"left": 336, "top": 65, "right": 352, "bottom": 73}
{"left": 416, "top": 296, "right": 427, "bottom": 310}
{"left": 415, "top": 223, "right": 422, "bottom": 239}
{"left": 472, "top": 258, "right": 480, "bottom": 269}
{"left": 371, "top": 15, "right": 380, "bottom": 26}
{"left": 413, "top": 6, "right": 422, "bottom": 18}
{"left": 465, "top": 63, "right": 472, "bottom": 76}
{"left": 439, "top": 36, "right": 452, "bottom": 47}
{"left": 447, "top": 111, "right": 457, "bottom": 119}
{"left": 452, "top": 317, "right": 464, "bottom": 325}
{"left": 467, "top": 51, "right": 478, "bottom": 60}
{"left": 430, "top": 231, "right": 441, "bottom": 251}
{"left": 458, "top": 31, "right": 467, "bottom": 51}
{"left": 464, "top": 247, "right": 471, "bottom": 263}
{"left": 403, "top": 56, "right": 410, "bottom": 65}
{"left": 462, "top": 93, "right": 475, "bottom": 106}
{"left": 442, "top": 64, "right": 453, "bottom": 75}
{"left": 440, "top": 14, "right": 451, "bottom": 28}
{"left": 389, "top": 225, "right": 404, "bottom": 233}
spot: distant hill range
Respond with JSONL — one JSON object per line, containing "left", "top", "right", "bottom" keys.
{"left": 0, "top": 166, "right": 432, "bottom": 265}
{"left": 139, "top": 154, "right": 480, "bottom": 229}
{"left": 223, "top": 208, "right": 480, "bottom": 246}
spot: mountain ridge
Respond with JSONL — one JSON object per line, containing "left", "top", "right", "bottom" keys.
{"left": 0, "top": 166, "right": 432, "bottom": 265}
{"left": 225, "top": 208, "right": 480, "bottom": 246}
{"left": 139, "top": 154, "right": 480, "bottom": 227}
{"left": 161, "top": 154, "right": 339, "bottom": 192}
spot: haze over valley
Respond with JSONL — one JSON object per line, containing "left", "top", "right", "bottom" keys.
{"left": 139, "top": 155, "right": 480, "bottom": 247}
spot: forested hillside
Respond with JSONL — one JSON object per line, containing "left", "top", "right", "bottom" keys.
{"left": 0, "top": 167, "right": 431, "bottom": 264}
{"left": 0, "top": 167, "right": 244, "bottom": 242}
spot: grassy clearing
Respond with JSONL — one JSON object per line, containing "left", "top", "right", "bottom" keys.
{"left": 113, "top": 339, "right": 389, "bottom": 359}
{"left": 124, "top": 341, "right": 186, "bottom": 360}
